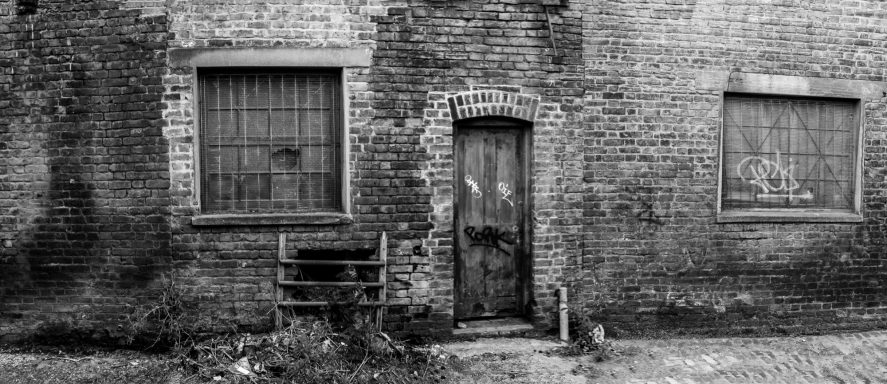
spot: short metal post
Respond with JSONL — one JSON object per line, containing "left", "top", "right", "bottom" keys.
{"left": 558, "top": 287, "right": 569, "bottom": 342}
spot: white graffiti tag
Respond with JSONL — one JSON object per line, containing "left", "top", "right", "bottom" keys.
{"left": 497, "top": 182, "right": 514, "bottom": 207}
{"left": 737, "top": 151, "right": 805, "bottom": 197}
{"left": 464, "top": 175, "right": 482, "bottom": 199}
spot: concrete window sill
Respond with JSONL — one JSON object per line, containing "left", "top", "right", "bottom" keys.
{"left": 191, "top": 213, "right": 353, "bottom": 227}
{"left": 716, "top": 210, "right": 862, "bottom": 224}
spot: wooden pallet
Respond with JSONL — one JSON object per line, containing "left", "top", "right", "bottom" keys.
{"left": 274, "top": 232, "right": 387, "bottom": 330}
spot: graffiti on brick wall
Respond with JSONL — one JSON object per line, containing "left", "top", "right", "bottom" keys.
{"left": 463, "top": 226, "right": 515, "bottom": 256}
{"left": 738, "top": 152, "right": 813, "bottom": 200}
{"left": 464, "top": 175, "right": 482, "bottom": 198}
{"left": 636, "top": 200, "right": 664, "bottom": 225}
{"left": 621, "top": 186, "right": 668, "bottom": 225}
{"left": 497, "top": 182, "right": 514, "bottom": 207}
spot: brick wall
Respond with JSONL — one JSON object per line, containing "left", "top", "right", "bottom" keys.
{"left": 3, "top": 0, "right": 887, "bottom": 340}
{"left": 162, "top": 0, "right": 406, "bottom": 333}
{"left": 164, "top": 0, "right": 587, "bottom": 335}
{"left": 372, "top": 0, "right": 587, "bottom": 330}
{"left": 0, "top": 0, "right": 169, "bottom": 341}
{"left": 580, "top": 0, "right": 887, "bottom": 334}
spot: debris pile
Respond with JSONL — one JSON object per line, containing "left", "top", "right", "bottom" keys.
{"left": 550, "top": 316, "right": 619, "bottom": 359}
{"left": 181, "top": 321, "right": 456, "bottom": 384}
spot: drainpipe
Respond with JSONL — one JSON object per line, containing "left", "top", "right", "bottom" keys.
{"left": 558, "top": 287, "right": 569, "bottom": 342}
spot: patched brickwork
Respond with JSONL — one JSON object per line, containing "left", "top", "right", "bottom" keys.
{"left": 0, "top": 0, "right": 169, "bottom": 341}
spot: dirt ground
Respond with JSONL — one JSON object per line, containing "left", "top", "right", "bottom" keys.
{"left": 3, "top": 330, "right": 887, "bottom": 384}
{"left": 445, "top": 330, "right": 887, "bottom": 384}
{"left": 0, "top": 347, "right": 185, "bottom": 384}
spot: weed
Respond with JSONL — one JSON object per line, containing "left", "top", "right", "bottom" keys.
{"left": 549, "top": 310, "right": 623, "bottom": 361}
{"left": 123, "top": 273, "right": 195, "bottom": 351}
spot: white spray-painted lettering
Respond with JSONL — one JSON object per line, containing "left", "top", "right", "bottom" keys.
{"left": 756, "top": 188, "right": 814, "bottom": 201}
{"left": 737, "top": 151, "right": 801, "bottom": 195}
{"left": 497, "top": 182, "right": 514, "bottom": 207}
{"left": 464, "top": 175, "right": 482, "bottom": 198}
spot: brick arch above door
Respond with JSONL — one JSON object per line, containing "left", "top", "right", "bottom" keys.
{"left": 446, "top": 90, "right": 540, "bottom": 123}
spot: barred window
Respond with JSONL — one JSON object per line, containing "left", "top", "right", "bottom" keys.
{"left": 199, "top": 70, "right": 342, "bottom": 213}
{"left": 721, "top": 95, "right": 858, "bottom": 211}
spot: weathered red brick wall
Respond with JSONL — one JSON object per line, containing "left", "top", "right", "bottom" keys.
{"left": 0, "top": 0, "right": 170, "bottom": 341}
{"left": 370, "top": 1, "right": 586, "bottom": 332}
{"left": 3, "top": 0, "right": 887, "bottom": 341}
{"left": 162, "top": 0, "right": 414, "bottom": 333}
{"left": 163, "top": 0, "right": 586, "bottom": 335}
{"left": 580, "top": 0, "right": 887, "bottom": 334}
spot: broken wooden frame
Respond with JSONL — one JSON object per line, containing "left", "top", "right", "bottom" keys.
{"left": 274, "top": 232, "right": 387, "bottom": 330}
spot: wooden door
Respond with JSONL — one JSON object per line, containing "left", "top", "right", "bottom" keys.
{"left": 454, "top": 120, "right": 528, "bottom": 319}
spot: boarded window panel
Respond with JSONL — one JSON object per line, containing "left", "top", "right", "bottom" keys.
{"left": 200, "top": 70, "right": 341, "bottom": 213}
{"left": 203, "top": 76, "right": 238, "bottom": 110}
{"left": 300, "top": 145, "right": 332, "bottom": 172}
{"left": 298, "top": 76, "right": 334, "bottom": 108}
{"left": 300, "top": 110, "right": 331, "bottom": 139}
{"left": 207, "top": 174, "right": 238, "bottom": 204}
{"left": 203, "top": 146, "right": 239, "bottom": 171}
{"left": 243, "top": 75, "right": 271, "bottom": 109}
{"left": 243, "top": 110, "right": 270, "bottom": 137}
{"left": 204, "top": 111, "right": 239, "bottom": 138}
{"left": 722, "top": 95, "right": 856, "bottom": 211}
{"left": 271, "top": 75, "right": 297, "bottom": 108}
{"left": 271, "top": 174, "right": 300, "bottom": 202}
{"left": 270, "top": 110, "right": 298, "bottom": 138}
{"left": 241, "top": 146, "right": 269, "bottom": 171}
{"left": 241, "top": 174, "right": 271, "bottom": 201}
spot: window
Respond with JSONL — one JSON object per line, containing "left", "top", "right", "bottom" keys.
{"left": 199, "top": 70, "right": 342, "bottom": 214}
{"left": 721, "top": 94, "right": 858, "bottom": 214}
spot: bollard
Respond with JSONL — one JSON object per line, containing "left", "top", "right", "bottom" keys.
{"left": 558, "top": 287, "right": 569, "bottom": 342}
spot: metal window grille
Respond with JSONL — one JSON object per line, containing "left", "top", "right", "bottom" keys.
{"left": 199, "top": 71, "right": 341, "bottom": 213}
{"left": 722, "top": 95, "right": 857, "bottom": 210}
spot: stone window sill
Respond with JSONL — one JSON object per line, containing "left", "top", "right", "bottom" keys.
{"left": 191, "top": 213, "right": 353, "bottom": 227}
{"left": 716, "top": 210, "right": 862, "bottom": 224}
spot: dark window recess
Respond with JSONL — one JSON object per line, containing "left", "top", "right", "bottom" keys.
{"left": 16, "top": 0, "right": 37, "bottom": 15}
{"left": 722, "top": 95, "right": 858, "bottom": 211}
{"left": 286, "top": 249, "right": 380, "bottom": 303}
{"left": 199, "top": 71, "right": 342, "bottom": 213}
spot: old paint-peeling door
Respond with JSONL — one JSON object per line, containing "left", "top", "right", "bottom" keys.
{"left": 454, "top": 119, "right": 528, "bottom": 319}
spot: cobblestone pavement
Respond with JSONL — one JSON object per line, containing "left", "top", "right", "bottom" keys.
{"left": 590, "top": 330, "right": 887, "bottom": 384}
{"left": 447, "top": 330, "right": 887, "bottom": 384}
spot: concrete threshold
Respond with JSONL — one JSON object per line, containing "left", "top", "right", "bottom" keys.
{"left": 452, "top": 317, "right": 537, "bottom": 337}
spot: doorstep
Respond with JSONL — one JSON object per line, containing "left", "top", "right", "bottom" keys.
{"left": 452, "top": 317, "right": 538, "bottom": 337}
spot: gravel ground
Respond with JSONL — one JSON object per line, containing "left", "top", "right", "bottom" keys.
{"left": 0, "top": 346, "right": 187, "bottom": 384}
{"left": 5, "top": 330, "right": 887, "bottom": 384}
{"left": 443, "top": 330, "right": 887, "bottom": 384}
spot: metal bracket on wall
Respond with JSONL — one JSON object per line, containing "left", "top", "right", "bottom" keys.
{"left": 543, "top": 6, "right": 561, "bottom": 60}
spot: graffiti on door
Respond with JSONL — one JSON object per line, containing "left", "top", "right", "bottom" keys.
{"left": 463, "top": 226, "right": 515, "bottom": 256}
{"left": 464, "top": 175, "right": 483, "bottom": 198}
{"left": 497, "top": 182, "right": 514, "bottom": 207}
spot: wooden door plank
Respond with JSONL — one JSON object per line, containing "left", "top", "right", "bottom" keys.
{"left": 455, "top": 124, "right": 526, "bottom": 320}
{"left": 492, "top": 131, "right": 518, "bottom": 316}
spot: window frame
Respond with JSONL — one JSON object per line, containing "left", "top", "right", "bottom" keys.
{"left": 172, "top": 48, "right": 371, "bottom": 226}
{"left": 715, "top": 74, "right": 867, "bottom": 224}
{"left": 197, "top": 69, "right": 344, "bottom": 215}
